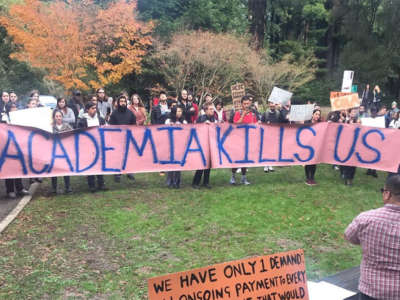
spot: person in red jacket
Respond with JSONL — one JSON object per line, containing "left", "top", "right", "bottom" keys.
{"left": 230, "top": 96, "right": 258, "bottom": 185}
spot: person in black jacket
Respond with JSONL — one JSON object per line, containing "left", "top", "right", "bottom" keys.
{"left": 151, "top": 91, "right": 170, "bottom": 124}
{"left": 109, "top": 94, "right": 136, "bottom": 182}
{"left": 192, "top": 103, "right": 216, "bottom": 189}
{"left": 261, "top": 101, "right": 281, "bottom": 172}
{"left": 67, "top": 90, "right": 84, "bottom": 124}
{"left": 109, "top": 94, "right": 136, "bottom": 126}
{"left": 261, "top": 102, "right": 281, "bottom": 124}
{"left": 361, "top": 84, "right": 373, "bottom": 111}
{"left": 78, "top": 102, "right": 108, "bottom": 192}
{"left": 178, "top": 89, "right": 196, "bottom": 124}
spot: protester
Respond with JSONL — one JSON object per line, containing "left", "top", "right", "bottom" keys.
{"left": 151, "top": 91, "right": 170, "bottom": 125}
{"left": 358, "top": 105, "right": 369, "bottom": 119}
{"left": 67, "top": 90, "right": 84, "bottom": 122}
{"left": 51, "top": 109, "right": 73, "bottom": 194}
{"left": 192, "top": 103, "right": 216, "bottom": 189}
{"left": 261, "top": 101, "right": 281, "bottom": 172}
{"left": 187, "top": 93, "right": 199, "bottom": 123}
{"left": 29, "top": 90, "right": 41, "bottom": 107}
{"left": 200, "top": 93, "right": 213, "bottom": 115}
{"left": 340, "top": 108, "right": 359, "bottom": 185}
{"left": 345, "top": 175, "right": 400, "bottom": 300}
{"left": 0, "top": 91, "right": 10, "bottom": 122}
{"left": 361, "top": 84, "right": 373, "bottom": 110}
{"left": 372, "top": 85, "right": 382, "bottom": 111}
{"left": 390, "top": 101, "right": 399, "bottom": 113}
{"left": 261, "top": 102, "right": 281, "bottom": 124}
{"left": 3, "top": 102, "right": 30, "bottom": 198}
{"left": 78, "top": 102, "right": 108, "bottom": 192}
{"left": 178, "top": 89, "right": 196, "bottom": 124}
{"left": 230, "top": 96, "right": 257, "bottom": 185}
{"left": 304, "top": 109, "right": 321, "bottom": 186}
{"left": 79, "top": 94, "right": 98, "bottom": 119}
{"left": 109, "top": 94, "right": 136, "bottom": 182}
{"left": 389, "top": 111, "right": 400, "bottom": 129}
{"left": 56, "top": 97, "right": 75, "bottom": 128}
{"left": 128, "top": 93, "right": 147, "bottom": 125}
{"left": 9, "top": 91, "right": 22, "bottom": 109}
{"left": 96, "top": 88, "right": 112, "bottom": 120}
{"left": 214, "top": 100, "right": 226, "bottom": 123}
{"left": 165, "top": 106, "right": 187, "bottom": 188}
{"left": 26, "top": 97, "right": 37, "bottom": 109}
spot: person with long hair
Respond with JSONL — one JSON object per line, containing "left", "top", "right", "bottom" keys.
{"left": 304, "top": 109, "right": 322, "bottom": 186}
{"left": 51, "top": 109, "right": 73, "bottom": 194}
{"left": 56, "top": 97, "right": 75, "bottom": 128}
{"left": 372, "top": 85, "right": 382, "bottom": 111}
{"left": 128, "top": 93, "right": 147, "bottom": 125}
{"left": 340, "top": 108, "right": 360, "bottom": 185}
{"left": 165, "top": 106, "right": 187, "bottom": 188}
{"left": 214, "top": 100, "right": 227, "bottom": 123}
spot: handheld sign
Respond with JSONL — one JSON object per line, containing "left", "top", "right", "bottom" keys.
{"left": 231, "top": 83, "right": 246, "bottom": 110}
{"left": 330, "top": 92, "right": 360, "bottom": 111}
{"left": 268, "top": 87, "right": 292, "bottom": 106}
{"left": 341, "top": 70, "right": 354, "bottom": 93}
{"left": 361, "top": 116, "right": 386, "bottom": 128}
{"left": 9, "top": 107, "right": 53, "bottom": 133}
{"left": 148, "top": 249, "right": 309, "bottom": 300}
{"left": 289, "top": 104, "right": 315, "bottom": 122}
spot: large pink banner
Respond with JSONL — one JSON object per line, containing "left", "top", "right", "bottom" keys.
{"left": 0, "top": 124, "right": 210, "bottom": 178}
{"left": 0, "top": 122, "right": 399, "bottom": 179}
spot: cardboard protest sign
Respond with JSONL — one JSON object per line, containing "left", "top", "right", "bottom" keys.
{"left": 341, "top": 70, "right": 354, "bottom": 93}
{"left": 268, "top": 87, "right": 292, "bottom": 106}
{"left": 9, "top": 107, "right": 53, "bottom": 133}
{"left": 361, "top": 116, "right": 386, "bottom": 128}
{"left": 231, "top": 83, "right": 246, "bottom": 110}
{"left": 148, "top": 249, "right": 309, "bottom": 300}
{"left": 330, "top": 92, "right": 360, "bottom": 111}
{"left": 289, "top": 105, "right": 315, "bottom": 122}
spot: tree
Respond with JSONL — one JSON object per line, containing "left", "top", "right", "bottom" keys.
{"left": 155, "top": 31, "right": 250, "bottom": 104}
{"left": 0, "top": 0, "right": 153, "bottom": 91}
{"left": 155, "top": 31, "right": 316, "bottom": 106}
{"left": 248, "top": 0, "right": 267, "bottom": 50}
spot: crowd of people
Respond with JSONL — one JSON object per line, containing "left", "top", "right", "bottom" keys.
{"left": 0, "top": 85, "right": 399, "bottom": 197}
{"left": 2, "top": 86, "right": 400, "bottom": 300}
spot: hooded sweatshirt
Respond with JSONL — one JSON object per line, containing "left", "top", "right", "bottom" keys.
{"left": 109, "top": 99, "right": 136, "bottom": 125}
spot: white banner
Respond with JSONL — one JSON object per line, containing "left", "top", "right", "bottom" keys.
{"left": 341, "top": 70, "right": 354, "bottom": 93}
{"left": 289, "top": 104, "right": 315, "bottom": 122}
{"left": 268, "top": 87, "right": 292, "bottom": 105}
{"left": 361, "top": 116, "right": 386, "bottom": 128}
{"left": 9, "top": 107, "right": 53, "bottom": 133}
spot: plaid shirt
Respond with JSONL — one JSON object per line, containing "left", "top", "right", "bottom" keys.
{"left": 345, "top": 204, "right": 400, "bottom": 300}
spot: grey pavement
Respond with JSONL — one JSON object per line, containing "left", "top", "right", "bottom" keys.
{"left": 0, "top": 179, "right": 31, "bottom": 223}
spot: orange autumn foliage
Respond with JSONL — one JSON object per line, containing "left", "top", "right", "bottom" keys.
{"left": 0, "top": 0, "right": 153, "bottom": 91}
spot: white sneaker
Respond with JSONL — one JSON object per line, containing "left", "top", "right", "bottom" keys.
{"left": 264, "top": 166, "right": 269, "bottom": 173}
{"left": 241, "top": 176, "right": 250, "bottom": 185}
{"left": 230, "top": 175, "right": 236, "bottom": 185}
{"left": 268, "top": 166, "right": 275, "bottom": 172}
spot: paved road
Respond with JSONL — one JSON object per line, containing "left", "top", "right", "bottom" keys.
{"left": 0, "top": 179, "right": 31, "bottom": 223}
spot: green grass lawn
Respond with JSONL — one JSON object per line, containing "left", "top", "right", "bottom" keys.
{"left": 0, "top": 165, "right": 385, "bottom": 299}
